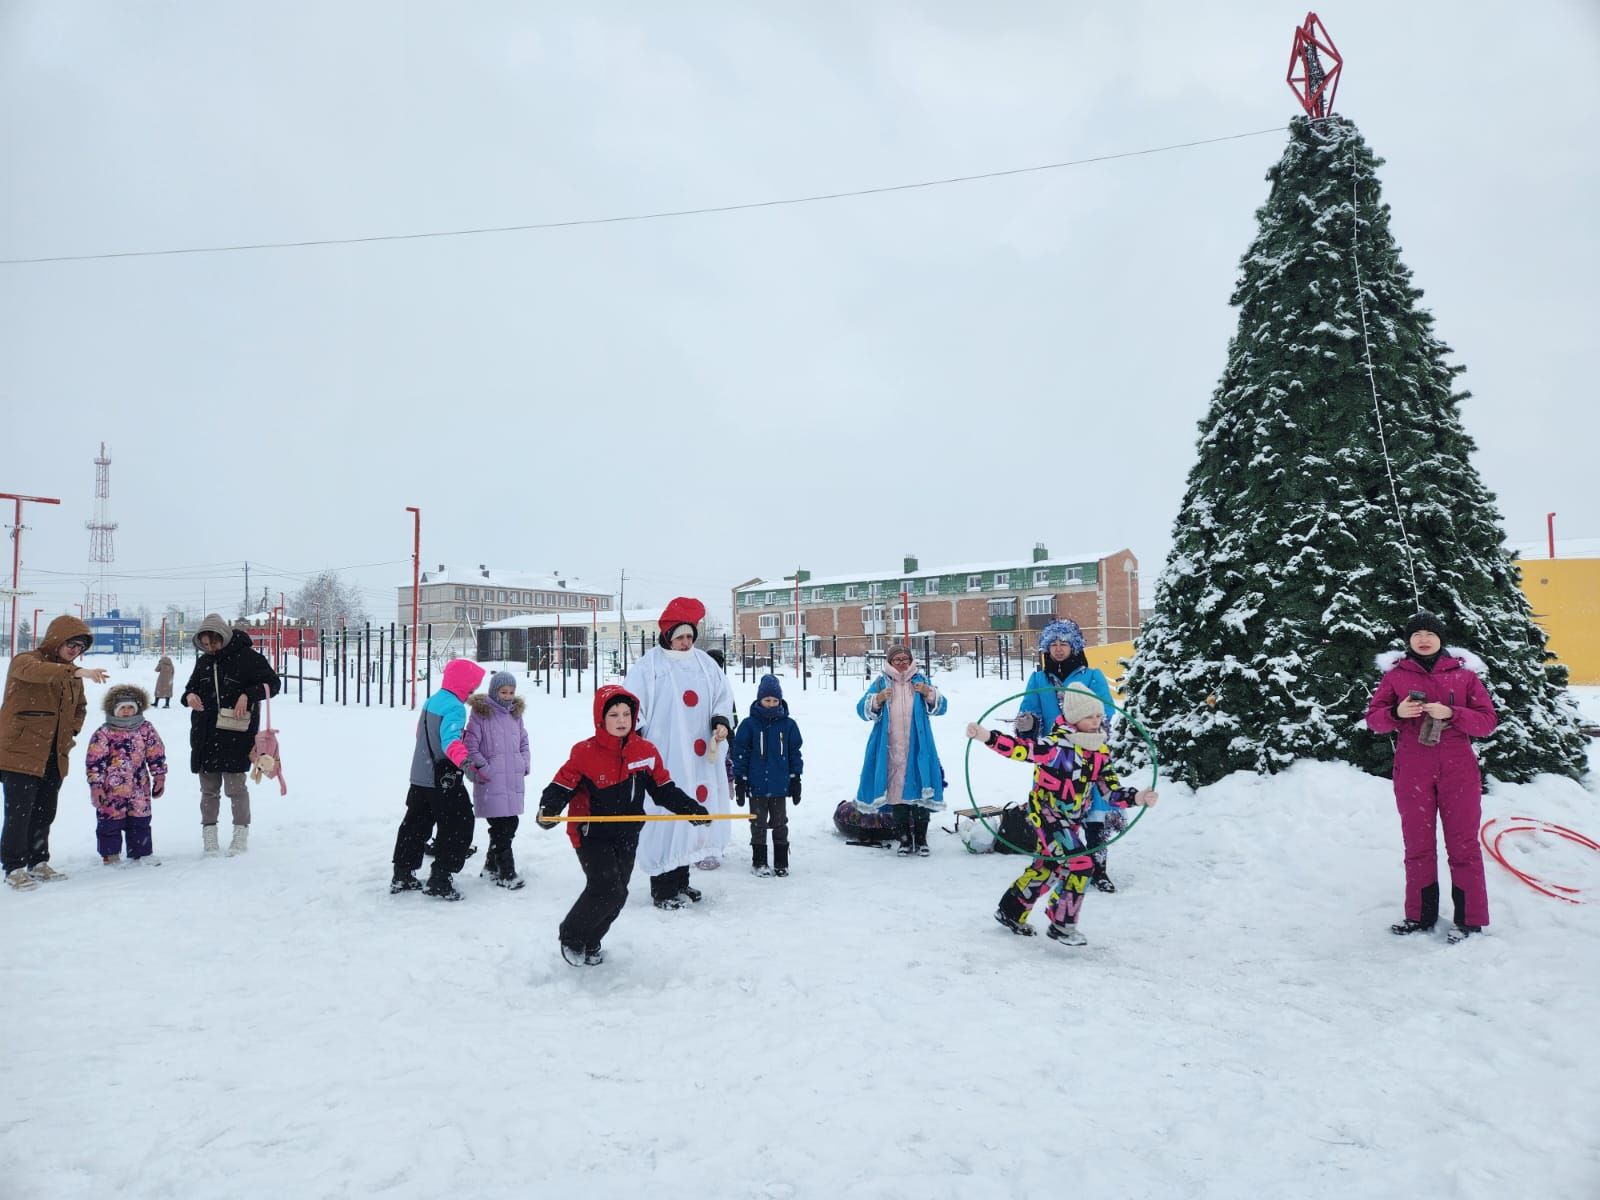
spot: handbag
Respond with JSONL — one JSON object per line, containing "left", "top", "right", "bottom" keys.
{"left": 213, "top": 663, "right": 253, "bottom": 732}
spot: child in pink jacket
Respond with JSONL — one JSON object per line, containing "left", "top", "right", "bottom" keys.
{"left": 1365, "top": 612, "right": 1497, "bottom": 943}
{"left": 85, "top": 685, "right": 168, "bottom": 866}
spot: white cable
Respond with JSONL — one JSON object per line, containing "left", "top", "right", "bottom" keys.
{"left": 1349, "top": 173, "right": 1422, "bottom": 610}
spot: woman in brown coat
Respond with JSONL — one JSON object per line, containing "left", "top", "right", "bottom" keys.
{"left": 1, "top": 615, "right": 109, "bottom": 890}
{"left": 154, "top": 656, "right": 175, "bottom": 708}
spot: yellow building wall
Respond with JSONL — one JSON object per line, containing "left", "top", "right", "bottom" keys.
{"left": 1516, "top": 558, "right": 1600, "bottom": 686}
{"left": 1086, "top": 640, "right": 1135, "bottom": 694}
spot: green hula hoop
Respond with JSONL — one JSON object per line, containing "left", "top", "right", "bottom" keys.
{"left": 962, "top": 684, "right": 1161, "bottom": 864}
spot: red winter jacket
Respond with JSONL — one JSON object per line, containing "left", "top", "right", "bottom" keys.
{"left": 538, "top": 684, "right": 706, "bottom": 847}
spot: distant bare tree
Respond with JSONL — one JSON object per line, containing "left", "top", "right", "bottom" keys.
{"left": 291, "top": 571, "right": 369, "bottom": 628}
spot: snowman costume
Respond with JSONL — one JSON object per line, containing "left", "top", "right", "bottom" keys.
{"left": 625, "top": 599, "right": 735, "bottom": 879}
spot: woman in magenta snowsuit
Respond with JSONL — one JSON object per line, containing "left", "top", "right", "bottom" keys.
{"left": 1365, "top": 612, "right": 1497, "bottom": 942}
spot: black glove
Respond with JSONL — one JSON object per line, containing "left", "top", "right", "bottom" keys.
{"left": 734, "top": 779, "right": 748, "bottom": 807}
{"left": 536, "top": 811, "right": 560, "bottom": 830}
{"left": 690, "top": 803, "right": 711, "bottom": 827}
{"left": 788, "top": 776, "right": 801, "bottom": 805}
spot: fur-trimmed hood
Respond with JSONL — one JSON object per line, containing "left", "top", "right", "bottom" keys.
{"left": 102, "top": 684, "right": 151, "bottom": 717}
{"left": 1375, "top": 646, "right": 1489, "bottom": 678}
{"left": 469, "top": 692, "right": 525, "bottom": 719}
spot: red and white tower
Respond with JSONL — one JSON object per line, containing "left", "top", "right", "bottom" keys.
{"left": 86, "top": 442, "right": 118, "bottom": 616}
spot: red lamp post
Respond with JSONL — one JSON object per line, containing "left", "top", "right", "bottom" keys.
{"left": 405, "top": 506, "right": 421, "bottom": 709}
{"left": 2, "top": 491, "right": 61, "bottom": 658}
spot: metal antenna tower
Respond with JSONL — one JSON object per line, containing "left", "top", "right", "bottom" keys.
{"left": 86, "top": 442, "right": 118, "bottom": 616}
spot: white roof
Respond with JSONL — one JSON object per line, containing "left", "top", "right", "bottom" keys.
{"left": 482, "top": 608, "right": 661, "bottom": 630}
{"left": 412, "top": 565, "right": 608, "bottom": 595}
{"left": 1509, "top": 538, "right": 1600, "bottom": 561}
{"left": 736, "top": 550, "right": 1119, "bottom": 595}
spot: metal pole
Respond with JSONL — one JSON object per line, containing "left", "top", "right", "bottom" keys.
{"left": 800, "top": 633, "right": 807, "bottom": 690}
{"left": 426, "top": 624, "right": 433, "bottom": 695}
{"left": 389, "top": 623, "right": 397, "bottom": 707}
{"left": 405, "top": 506, "right": 421, "bottom": 709}
{"left": 831, "top": 634, "right": 838, "bottom": 691}
{"left": 2, "top": 493, "right": 62, "bottom": 658}
{"left": 319, "top": 629, "right": 325, "bottom": 705}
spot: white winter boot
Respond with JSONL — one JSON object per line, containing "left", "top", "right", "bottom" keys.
{"left": 227, "top": 825, "right": 250, "bottom": 856}
{"left": 202, "top": 825, "right": 221, "bottom": 855}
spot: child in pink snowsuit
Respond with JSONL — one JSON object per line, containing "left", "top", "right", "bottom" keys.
{"left": 85, "top": 685, "right": 168, "bottom": 865}
{"left": 1365, "top": 612, "right": 1497, "bottom": 943}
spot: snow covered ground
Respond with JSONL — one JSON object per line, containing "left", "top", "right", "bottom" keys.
{"left": 5, "top": 658, "right": 1597, "bottom": 1199}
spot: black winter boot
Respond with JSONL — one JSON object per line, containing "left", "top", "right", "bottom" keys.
{"left": 390, "top": 870, "right": 422, "bottom": 894}
{"left": 1389, "top": 918, "right": 1434, "bottom": 935}
{"left": 481, "top": 846, "right": 502, "bottom": 879}
{"left": 423, "top": 865, "right": 461, "bottom": 901}
{"left": 751, "top": 843, "right": 770, "bottom": 876}
{"left": 774, "top": 843, "right": 789, "bottom": 878}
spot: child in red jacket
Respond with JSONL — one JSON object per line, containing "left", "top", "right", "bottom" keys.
{"left": 537, "top": 685, "right": 709, "bottom": 966}
{"left": 1365, "top": 612, "right": 1498, "bottom": 943}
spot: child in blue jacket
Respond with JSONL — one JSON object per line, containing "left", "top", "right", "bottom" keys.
{"left": 731, "top": 675, "right": 804, "bottom": 876}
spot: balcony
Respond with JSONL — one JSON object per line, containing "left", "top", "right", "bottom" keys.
{"left": 989, "top": 615, "right": 1017, "bottom": 632}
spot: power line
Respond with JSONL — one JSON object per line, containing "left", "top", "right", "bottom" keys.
{"left": 0, "top": 126, "right": 1285, "bottom": 266}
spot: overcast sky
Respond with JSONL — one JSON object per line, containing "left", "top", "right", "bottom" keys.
{"left": 3, "top": 1, "right": 1596, "bottom": 630}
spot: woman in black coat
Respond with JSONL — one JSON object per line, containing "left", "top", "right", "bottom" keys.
{"left": 180, "top": 613, "right": 280, "bottom": 855}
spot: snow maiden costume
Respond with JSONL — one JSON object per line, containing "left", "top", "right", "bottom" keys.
{"left": 1364, "top": 612, "right": 1497, "bottom": 942}
{"left": 854, "top": 644, "right": 948, "bottom": 855}
{"left": 624, "top": 598, "right": 735, "bottom": 906}
{"left": 1017, "top": 619, "right": 1121, "bottom": 891}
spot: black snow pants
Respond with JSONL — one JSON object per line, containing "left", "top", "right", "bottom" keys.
{"left": 392, "top": 782, "right": 474, "bottom": 875}
{"left": 561, "top": 837, "right": 638, "bottom": 952}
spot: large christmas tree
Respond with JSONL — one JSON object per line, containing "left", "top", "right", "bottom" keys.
{"left": 1121, "top": 114, "right": 1588, "bottom": 787}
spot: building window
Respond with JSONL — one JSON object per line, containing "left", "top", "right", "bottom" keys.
{"left": 868, "top": 583, "right": 882, "bottom": 598}
{"left": 891, "top": 603, "right": 920, "bottom": 623}
{"left": 994, "top": 572, "right": 1009, "bottom": 588}
{"left": 455, "top": 607, "right": 465, "bottom": 619}
{"left": 924, "top": 578, "right": 939, "bottom": 595}
{"left": 811, "top": 587, "right": 824, "bottom": 602}
{"left": 765, "top": 592, "right": 775, "bottom": 604}
{"left": 1024, "top": 596, "right": 1054, "bottom": 617}
{"left": 845, "top": 585, "right": 859, "bottom": 600}
{"left": 454, "top": 587, "right": 465, "bottom": 600}
{"left": 988, "top": 598, "right": 1016, "bottom": 617}
{"left": 497, "top": 591, "right": 507, "bottom": 603}
{"left": 468, "top": 607, "right": 480, "bottom": 621}
{"left": 1064, "top": 566, "right": 1084, "bottom": 584}
{"left": 468, "top": 588, "right": 478, "bottom": 601}
{"left": 1033, "top": 568, "right": 1049, "bottom": 587}
{"left": 967, "top": 574, "right": 983, "bottom": 591}
{"left": 757, "top": 613, "right": 780, "bottom": 637}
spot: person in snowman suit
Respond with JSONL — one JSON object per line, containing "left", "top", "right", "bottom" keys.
{"left": 623, "top": 597, "right": 736, "bottom": 908}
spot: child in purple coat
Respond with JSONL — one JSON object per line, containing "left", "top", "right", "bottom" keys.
{"left": 1365, "top": 612, "right": 1498, "bottom": 943}
{"left": 85, "top": 685, "right": 168, "bottom": 866}
{"left": 464, "top": 671, "right": 531, "bottom": 890}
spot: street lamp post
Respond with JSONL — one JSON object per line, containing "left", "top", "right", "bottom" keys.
{"left": 405, "top": 506, "right": 421, "bottom": 709}
{"left": 2, "top": 491, "right": 61, "bottom": 657}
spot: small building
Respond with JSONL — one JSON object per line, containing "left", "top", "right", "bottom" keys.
{"left": 478, "top": 608, "right": 666, "bottom": 673}
{"left": 735, "top": 545, "right": 1140, "bottom": 661}
{"left": 84, "top": 610, "right": 142, "bottom": 655}
{"left": 1512, "top": 538, "right": 1600, "bottom": 686}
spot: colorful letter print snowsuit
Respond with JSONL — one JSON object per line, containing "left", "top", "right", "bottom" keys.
{"left": 982, "top": 726, "right": 1141, "bottom": 932}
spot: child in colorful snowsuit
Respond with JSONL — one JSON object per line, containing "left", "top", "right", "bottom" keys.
{"left": 731, "top": 674, "right": 804, "bottom": 876}
{"left": 85, "top": 685, "right": 168, "bottom": 866}
{"left": 1365, "top": 611, "right": 1498, "bottom": 943}
{"left": 537, "top": 685, "right": 709, "bottom": 966}
{"left": 1018, "top": 619, "right": 1120, "bottom": 891}
{"left": 464, "top": 671, "right": 531, "bottom": 890}
{"left": 968, "top": 689, "right": 1157, "bottom": 946}
{"left": 391, "top": 658, "right": 486, "bottom": 901}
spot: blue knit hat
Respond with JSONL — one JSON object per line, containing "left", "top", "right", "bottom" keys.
{"left": 1038, "top": 620, "right": 1085, "bottom": 654}
{"left": 488, "top": 671, "right": 517, "bottom": 695}
{"left": 757, "top": 674, "right": 784, "bottom": 701}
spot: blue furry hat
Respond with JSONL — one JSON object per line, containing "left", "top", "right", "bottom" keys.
{"left": 757, "top": 674, "right": 784, "bottom": 701}
{"left": 1038, "top": 620, "right": 1085, "bottom": 654}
